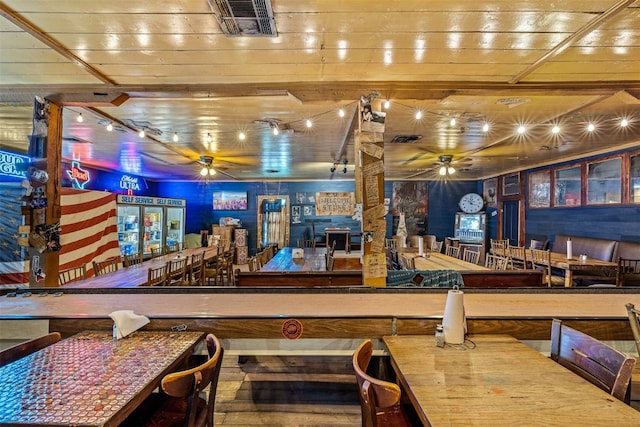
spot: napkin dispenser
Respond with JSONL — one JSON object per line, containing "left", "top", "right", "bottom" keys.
{"left": 292, "top": 248, "right": 304, "bottom": 258}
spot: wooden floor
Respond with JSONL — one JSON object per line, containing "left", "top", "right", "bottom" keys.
{"left": 213, "top": 355, "right": 362, "bottom": 426}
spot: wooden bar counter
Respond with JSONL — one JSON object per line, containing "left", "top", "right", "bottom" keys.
{"left": 1, "top": 289, "right": 639, "bottom": 342}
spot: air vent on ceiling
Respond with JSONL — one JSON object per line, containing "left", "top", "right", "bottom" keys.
{"left": 390, "top": 135, "right": 422, "bottom": 143}
{"left": 208, "top": 0, "right": 277, "bottom": 36}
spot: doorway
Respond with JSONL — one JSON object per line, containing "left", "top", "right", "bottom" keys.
{"left": 257, "top": 195, "right": 290, "bottom": 249}
{"left": 502, "top": 200, "right": 520, "bottom": 246}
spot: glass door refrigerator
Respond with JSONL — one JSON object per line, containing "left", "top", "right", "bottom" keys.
{"left": 165, "top": 207, "right": 185, "bottom": 249}
{"left": 143, "top": 206, "right": 164, "bottom": 257}
{"left": 117, "top": 205, "right": 141, "bottom": 257}
{"left": 116, "top": 195, "right": 186, "bottom": 258}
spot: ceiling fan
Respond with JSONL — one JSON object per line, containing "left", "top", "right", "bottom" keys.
{"left": 404, "top": 154, "right": 472, "bottom": 179}
{"left": 195, "top": 156, "right": 238, "bottom": 181}
{"left": 253, "top": 117, "right": 295, "bottom": 135}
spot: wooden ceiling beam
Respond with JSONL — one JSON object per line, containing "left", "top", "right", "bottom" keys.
{"left": 0, "top": 2, "right": 117, "bottom": 85}
{"left": 509, "top": 0, "right": 637, "bottom": 83}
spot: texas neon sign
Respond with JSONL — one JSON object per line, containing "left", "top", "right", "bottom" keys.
{"left": 66, "top": 160, "right": 91, "bottom": 189}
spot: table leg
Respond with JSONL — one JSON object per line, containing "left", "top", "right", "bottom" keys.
{"left": 565, "top": 270, "right": 573, "bottom": 287}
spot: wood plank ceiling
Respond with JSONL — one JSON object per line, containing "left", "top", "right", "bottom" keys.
{"left": 1, "top": 0, "right": 639, "bottom": 181}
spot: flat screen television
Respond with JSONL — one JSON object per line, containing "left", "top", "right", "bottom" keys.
{"left": 212, "top": 191, "right": 248, "bottom": 210}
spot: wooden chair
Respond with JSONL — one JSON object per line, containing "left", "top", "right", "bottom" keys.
{"left": 165, "top": 257, "right": 187, "bottom": 286}
{"left": 619, "top": 258, "right": 640, "bottom": 287}
{"left": 186, "top": 251, "right": 205, "bottom": 285}
{"left": 385, "top": 238, "right": 398, "bottom": 249}
{"left": 147, "top": 264, "right": 167, "bottom": 286}
{"left": 329, "top": 240, "right": 337, "bottom": 256}
{"left": 92, "top": 257, "right": 119, "bottom": 276}
{"left": 247, "top": 256, "right": 258, "bottom": 272}
{"left": 311, "top": 220, "right": 326, "bottom": 247}
{"left": 507, "top": 245, "right": 529, "bottom": 269}
{"left": 123, "top": 251, "right": 143, "bottom": 268}
{"left": 122, "top": 334, "right": 224, "bottom": 427}
{"left": 205, "top": 255, "right": 226, "bottom": 285}
{"left": 164, "top": 243, "right": 179, "bottom": 255}
{"left": 490, "top": 239, "right": 508, "bottom": 256}
{"left": 326, "top": 254, "right": 335, "bottom": 271}
{"left": 462, "top": 248, "right": 480, "bottom": 265}
{"left": 550, "top": 319, "right": 635, "bottom": 402}
{"left": 398, "top": 254, "right": 414, "bottom": 270}
{"left": 58, "top": 263, "right": 86, "bottom": 286}
{"left": 0, "top": 332, "right": 61, "bottom": 367}
{"left": 352, "top": 340, "right": 412, "bottom": 427}
{"left": 529, "top": 249, "right": 565, "bottom": 287}
{"left": 150, "top": 246, "right": 163, "bottom": 258}
{"left": 626, "top": 303, "right": 640, "bottom": 356}
{"left": 431, "top": 240, "right": 443, "bottom": 253}
{"left": 445, "top": 245, "right": 460, "bottom": 259}
{"left": 297, "top": 239, "right": 315, "bottom": 248}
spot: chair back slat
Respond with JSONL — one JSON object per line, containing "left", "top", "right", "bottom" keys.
{"left": 165, "top": 257, "right": 187, "bottom": 285}
{"left": 462, "top": 249, "right": 480, "bottom": 265}
{"left": 92, "top": 257, "right": 119, "bottom": 276}
{"left": 147, "top": 264, "right": 167, "bottom": 286}
{"left": 58, "top": 263, "right": 86, "bottom": 286}
{"left": 445, "top": 245, "right": 460, "bottom": 259}
{"left": 550, "top": 319, "right": 635, "bottom": 402}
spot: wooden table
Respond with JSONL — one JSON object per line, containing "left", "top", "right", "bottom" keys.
{"left": 64, "top": 246, "right": 220, "bottom": 288}
{"left": 0, "top": 330, "right": 204, "bottom": 426}
{"left": 260, "top": 247, "right": 327, "bottom": 272}
{"left": 411, "top": 252, "right": 489, "bottom": 272}
{"left": 383, "top": 334, "right": 640, "bottom": 426}
{"left": 548, "top": 251, "right": 619, "bottom": 287}
{"left": 325, "top": 227, "right": 351, "bottom": 253}
{"left": 507, "top": 250, "right": 620, "bottom": 287}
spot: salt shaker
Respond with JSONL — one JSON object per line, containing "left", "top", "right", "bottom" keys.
{"left": 435, "top": 324, "right": 445, "bottom": 347}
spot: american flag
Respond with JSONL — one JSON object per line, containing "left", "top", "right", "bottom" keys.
{"left": 59, "top": 188, "right": 120, "bottom": 276}
{"left": 0, "top": 183, "right": 28, "bottom": 287}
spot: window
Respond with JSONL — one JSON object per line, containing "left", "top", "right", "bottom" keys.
{"left": 554, "top": 165, "right": 581, "bottom": 206}
{"left": 586, "top": 157, "right": 621, "bottom": 205}
{"left": 503, "top": 173, "right": 520, "bottom": 196}
{"left": 631, "top": 153, "right": 640, "bottom": 204}
{"left": 528, "top": 170, "right": 551, "bottom": 208}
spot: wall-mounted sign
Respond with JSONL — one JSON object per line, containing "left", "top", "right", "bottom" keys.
{"left": 117, "top": 194, "right": 186, "bottom": 207}
{"left": 315, "top": 192, "right": 354, "bottom": 216}
{"left": 66, "top": 160, "right": 91, "bottom": 189}
{"left": 119, "top": 175, "right": 141, "bottom": 194}
{"left": 0, "top": 150, "right": 29, "bottom": 179}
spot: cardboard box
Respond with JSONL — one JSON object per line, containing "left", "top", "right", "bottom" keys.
{"left": 234, "top": 228, "right": 247, "bottom": 246}
{"left": 235, "top": 246, "right": 248, "bottom": 264}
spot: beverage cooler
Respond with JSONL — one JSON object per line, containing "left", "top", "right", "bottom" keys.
{"left": 454, "top": 212, "right": 486, "bottom": 244}
{"left": 454, "top": 212, "right": 487, "bottom": 262}
{"left": 116, "top": 195, "right": 186, "bottom": 258}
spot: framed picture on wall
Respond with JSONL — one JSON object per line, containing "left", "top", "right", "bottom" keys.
{"left": 502, "top": 173, "right": 520, "bottom": 196}
{"left": 212, "top": 191, "right": 248, "bottom": 210}
{"left": 483, "top": 178, "right": 497, "bottom": 208}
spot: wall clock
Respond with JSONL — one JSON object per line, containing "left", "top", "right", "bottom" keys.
{"left": 459, "top": 193, "right": 484, "bottom": 213}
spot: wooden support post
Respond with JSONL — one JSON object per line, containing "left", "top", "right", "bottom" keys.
{"left": 357, "top": 98, "right": 387, "bottom": 287}
{"left": 43, "top": 102, "right": 63, "bottom": 287}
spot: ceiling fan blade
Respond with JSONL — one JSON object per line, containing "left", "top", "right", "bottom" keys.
{"left": 404, "top": 169, "right": 432, "bottom": 179}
